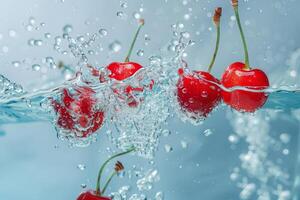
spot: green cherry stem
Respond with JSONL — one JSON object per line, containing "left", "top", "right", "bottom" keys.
{"left": 125, "top": 19, "right": 145, "bottom": 62}
{"left": 101, "top": 171, "right": 117, "bottom": 195}
{"left": 95, "top": 148, "right": 135, "bottom": 196}
{"left": 208, "top": 7, "right": 222, "bottom": 73}
{"left": 232, "top": 0, "right": 250, "bottom": 70}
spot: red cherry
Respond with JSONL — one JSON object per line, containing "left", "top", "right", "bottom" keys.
{"left": 106, "top": 62, "right": 143, "bottom": 81}
{"left": 221, "top": 62, "right": 269, "bottom": 112}
{"left": 176, "top": 8, "right": 222, "bottom": 118}
{"left": 177, "top": 70, "right": 221, "bottom": 117}
{"left": 77, "top": 191, "right": 110, "bottom": 200}
{"left": 52, "top": 86, "right": 105, "bottom": 137}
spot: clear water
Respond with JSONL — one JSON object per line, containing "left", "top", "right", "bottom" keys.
{"left": 1, "top": 0, "right": 300, "bottom": 200}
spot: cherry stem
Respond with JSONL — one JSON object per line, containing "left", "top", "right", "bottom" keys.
{"left": 95, "top": 148, "right": 135, "bottom": 196}
{"left": 232, "top": 1, "right": 250, "bottom": 69}
{"left": 208, "top": 8, "right": 222, "bottom": 73}
{"left": 101, "top": 171, "right": 117, "bottom": 195}
{"left": 125, "top": 19, "right": 145, "bottom": 62}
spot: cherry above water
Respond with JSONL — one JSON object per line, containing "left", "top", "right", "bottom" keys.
{"left": 221, "top": 62, "right": 269, "bottom": 112}
{"left": 107, "top": 62, "right": 142, "bottom": 81}
{"left": 105, "top": 19, "right": 151, "bottom": 107}
{"left": 221, "top": 0, "right": 270, "bottom": 113}
{"left": 176, "top": 7, "right": 222, "bottom": 118}
{"left": 52, "top": 86, "right": 104, "bottom": 137}
{"left": 106, "top": 19, "right": 145, "bottom": 82}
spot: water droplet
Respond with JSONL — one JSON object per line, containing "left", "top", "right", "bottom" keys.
{"left": 8, "top": 30, "right": 16, "bottom": 37}
{"left": 203, "top": 129, "right": 213, "bottom": 137}
{"left": 28, "top": 39, "right": 35, "bottom": 46}
{"left": 137, "top": 49, "right": 144, "bottom": 57}
{"left": 29, "top": 17, "right": 36, "bottom": 25}
{"left": 282, "top": 148, "right": 289, "bottom": 155}
{"left": 81, "top": 183, "right": 87, "bottom": 188}
{"left": 228, "top": 134, "right": 239, "bottom": 144}
{"left": 181, "top": 140, "right": 188, "bottom": 149}
{"left": 280, "top": 133, "right": 290, "bottom": 144}
{"left": 12, "top": 61, "right": 21, "bottom": 68}
{"left": 133, "top": 12, "right": 141, "bottom": 19}
{"left": 155, "top": 192, "right": 164, "bottom": 200}
{"left": 55, "top": 36, "right": 62, "bottom": 45}
{"left": 99, "top": 29, "right": 108, "bottom": 37}
{"left": 164, "top": 144, "right": 173, "bottom": 152}
{"left": 180, "top": 31, "right": 190, "bottom": 39}
{"left": 109, "top": 40, "right": 122, "bottom": 53}
{"left": 162, "top": 129, "right": 170, "bottom": 137}
{"left": 201, "top": 91, "right": 208, "bottom": 98}
{"left": 44, "top": 33, "right": 51, "bottom": 39}
{"left": 63, "top": 24, "right": 73, "bottom": 33}
{"left": 34, "top": 40, "right": 43, "bottom": 46}
{"left": 120, "top": 2, "right": 128, "bottom": 8}
{"left": 117, "top": 11, "right": 124, "bottom": 18}
{"left": 77, "top": 164, "right": 86, "bottom": 171}
{"left": 26, "top": 24, "right": 34, "bottom": 31}
{"left": 184, "top": 14, "right": 190, "bottom": 20}
{"left": 2, "top": 46, "right": 8, "bottom": 53}
{"left": 32, "top": 64, "right": 41, "bottom": 71}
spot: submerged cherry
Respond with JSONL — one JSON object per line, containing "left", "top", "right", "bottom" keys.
{"left": 52, "top": 85, "right": 105, "bottom": 138}
{"left": 76, "top": 148, "right": 135, "bottom": 200}
{"left": 177, "top": 8, "right": 222, "bottom": 118}
{"left": 221, "top": 0, "right": 269, "bottom": 112}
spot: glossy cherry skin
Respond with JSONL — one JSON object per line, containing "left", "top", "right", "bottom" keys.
{"left": 221, "top": 62, "right": 270, "bottom": 112}
{"left": 106, "top": 62, "right": 143, "bottom": 81}
{"left": 106, "top": 61, "right": 150, "bottom": 108}
{"left": 52, "top": 86, "right": 104, "bottom": 137}
{"left": 177, "top": 69, "right": 221, "bottom": 117}
{"left": 77, "top": 191, "right": 111, "bottom": 200}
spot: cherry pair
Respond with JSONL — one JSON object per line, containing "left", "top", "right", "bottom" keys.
{"left": 177, "top": 1, "right": 269, "bottom": 119}
{"left": 77, "top": 148, "right": 135, "bottom": 200}
{"left": 53, "top": 20, "right": 146, "bottom": 137}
